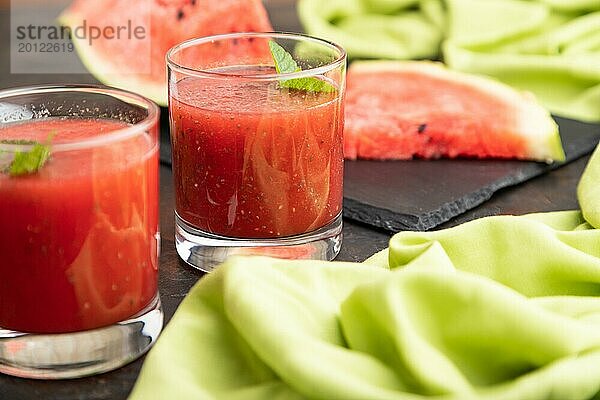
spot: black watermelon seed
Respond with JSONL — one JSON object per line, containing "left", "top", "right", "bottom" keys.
{"left": 177, "top": 9, "right": 185, "bottom": 20}
{"left": 418, "top": 123, "right": 427, "bottom": 134}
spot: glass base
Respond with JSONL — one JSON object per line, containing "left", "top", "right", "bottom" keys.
{"left": 0, "top": 294, "right": 163, "bottom": 379}
{"left": 175, "top": 213, "right": 343, "bottom": 272}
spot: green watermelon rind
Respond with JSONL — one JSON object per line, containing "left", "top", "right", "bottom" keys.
{"left": 58, "top": 11, "right": 167, "bottom": 106}
{"left": 350, "top": 60, "right": 565, "bottom": 163}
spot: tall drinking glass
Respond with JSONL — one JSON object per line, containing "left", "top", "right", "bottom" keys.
{"left": 167, "top": 32, "right": 346, "bottom": 272}
{"left": 0, "top": 85, "right": 162, "bottom": 379}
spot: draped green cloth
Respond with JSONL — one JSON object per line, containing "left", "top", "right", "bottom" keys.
{"left": 298, "top": 0, "right": 600, "bottom": 123}
{"left": 130, "top": 144, "right": 600, "bottom": 399}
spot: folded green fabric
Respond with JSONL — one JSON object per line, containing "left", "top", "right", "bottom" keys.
{"left": 298, "top": 0, "right": 600, "bottom": 122}
{"left": 130, "top": 145, "right": 600, "bottom": 399}
{"left": 298, "top": 0, "right": 443, "bottom": 60}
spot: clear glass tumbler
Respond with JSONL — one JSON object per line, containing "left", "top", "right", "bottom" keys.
{"left": 167, "top": 32, "right": 346, "bottom": 272}
{"left": 0, "top": 85, "right": 162, "bottom": 379}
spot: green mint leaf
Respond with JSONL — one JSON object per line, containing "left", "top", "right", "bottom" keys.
{"left": 269, "top": 40, "right": 301, "bottom": 74}
{"left": 268, "top": 40, "right": 336, "bottom": 93}
{"left": 4, "top": 141, "right": 51, "bottom": 176}
{"left": 280, "top": 76, "right": 336, "bottom": 93}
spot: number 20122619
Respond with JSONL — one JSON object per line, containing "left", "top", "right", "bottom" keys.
{"left": 18, "top": 42, "right": 74, "bottom": 53}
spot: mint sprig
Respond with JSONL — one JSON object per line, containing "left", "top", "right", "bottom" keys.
{"left": 268, "top": 41, "right": 335, "bottom": 93}
{"left": 1, "top": 139, "right": 51, "bottom": 177}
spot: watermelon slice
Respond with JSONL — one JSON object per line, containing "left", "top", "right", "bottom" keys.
{"left": 344, "top": 61, "right": 565, "bottom": 162}
{"left": 59, "top": 0, "right": 273, "bottom": 106}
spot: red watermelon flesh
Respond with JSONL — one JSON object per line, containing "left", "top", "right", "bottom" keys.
{"left": 344, "top": 61, "right": 565, "bottom": 162}
{"left": 60, "top": 0, "right": 273, "bottom": 105}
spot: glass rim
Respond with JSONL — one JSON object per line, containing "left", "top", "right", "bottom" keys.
{"left": 166, "top": 31, "right": 347, "bottom": 80}
{"left": 0, "top": 84, "right": 160, "bottom": 152}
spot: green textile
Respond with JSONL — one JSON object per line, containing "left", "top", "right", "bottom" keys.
{"left": 130, "top": 144, "right": 600, "bottom": 399}
{"left": 297, "top": 0, "right": 600, "bottom": 122}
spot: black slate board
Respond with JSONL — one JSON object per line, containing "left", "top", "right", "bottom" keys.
{"left": 343, "top": 117, "right": 600, "bottom": 231}
{"left": 159, "top": 115, "right": 600, "bottom": 233}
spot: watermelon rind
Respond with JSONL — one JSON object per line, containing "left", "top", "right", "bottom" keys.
{"left": 349, "top": 60, "right": 565, "bottom": 163}
{"left": 58, "top": 11, "right": 167, "bottom": 106}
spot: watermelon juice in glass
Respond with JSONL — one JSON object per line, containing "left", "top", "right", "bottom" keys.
{"left": 0, "top": 86, "right": 162, "bottom": 379}
{"left": 167, "top": 32, "right": 346, "bottom": 271}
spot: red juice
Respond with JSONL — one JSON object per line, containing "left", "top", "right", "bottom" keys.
{"left": 169, "top": 69, "right": 344, "bottom": 238}
{"left": 0, "top": 118, "right": 159, "bottom": 333}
